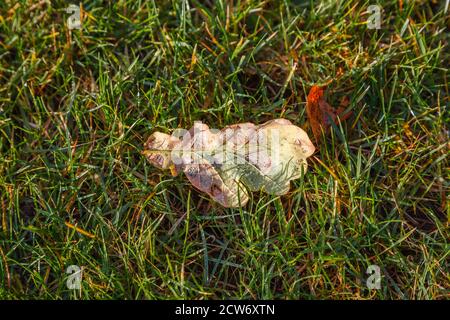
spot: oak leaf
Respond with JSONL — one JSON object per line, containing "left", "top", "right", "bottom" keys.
{"left": 144, "top": 119, "right": 315, "bottom": 207}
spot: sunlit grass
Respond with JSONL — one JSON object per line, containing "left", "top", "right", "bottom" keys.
{"left": 0, "top": 0, "right": 448, "bottom": 299}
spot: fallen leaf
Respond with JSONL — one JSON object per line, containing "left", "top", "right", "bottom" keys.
{"left": 306, "top": 85, "right": 352, "bottom": 140}
{"left": 144, "top": 119, "right": 315, "bottom": 207}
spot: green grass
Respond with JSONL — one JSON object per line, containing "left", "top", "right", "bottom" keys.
{"left": 0, "top": 0, "right": 448, "bottom": 299}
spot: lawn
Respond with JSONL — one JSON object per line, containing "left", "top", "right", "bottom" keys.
{"left": 0, "top": 0, "right": 448, "bottom": 299}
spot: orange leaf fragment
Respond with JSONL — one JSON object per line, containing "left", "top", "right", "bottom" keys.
{"left": 306, "top": 85, "right": 352, "bottom": 141}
